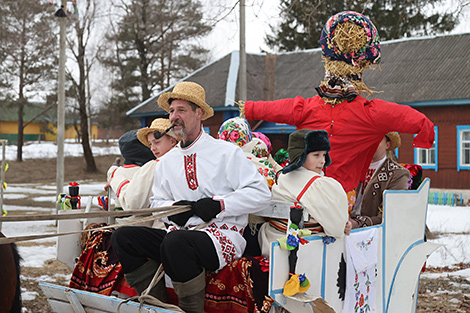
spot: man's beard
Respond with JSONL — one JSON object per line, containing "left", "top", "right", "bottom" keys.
{"left": 171, "top": 122, "right": 187, "bottom": 141}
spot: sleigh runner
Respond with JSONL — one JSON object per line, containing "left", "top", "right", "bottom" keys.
{"left": 37, "top": 178, "right": 438, "bottom": 313}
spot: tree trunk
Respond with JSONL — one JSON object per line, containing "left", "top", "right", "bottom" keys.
{"left": 16, "top": 101, "right": 24, "bottom": 162}
{"left": 77, "top": 20, "right": 97, "bottom": 173}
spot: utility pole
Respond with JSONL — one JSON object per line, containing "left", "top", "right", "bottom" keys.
{"left": 239, "top": 0, "right": 247, "bottom": 100}
{"left": 56, "top": 0, "right": 67, "bottom": 215}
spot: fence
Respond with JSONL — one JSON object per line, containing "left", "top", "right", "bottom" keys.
{"left": 428, "top": 191, "right": 467, "bottom": 206}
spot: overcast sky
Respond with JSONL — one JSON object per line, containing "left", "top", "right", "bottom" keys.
{"left": 203, "top": 0, "right": 469, "bottom": 60}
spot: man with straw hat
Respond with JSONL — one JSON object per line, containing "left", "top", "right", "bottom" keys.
{"left": 112, "top": 82, "right": 271, "bottom": 313}
{"left": 350, "top": 132, "right": 410, "bottom": 228}
{"left": 241, "top": 11, "right": 435, "bottom": 194}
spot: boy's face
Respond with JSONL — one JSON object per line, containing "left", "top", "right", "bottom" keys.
{"left": 147, "top": 133, "right": 176, "bottom": 158}
{"left": 303, "top": 151, "right": 327, "bottom": 174}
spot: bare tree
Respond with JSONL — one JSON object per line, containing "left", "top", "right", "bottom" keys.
{"left": 66, "top": 0, "right": 98, "bottom": 172}
{"left": 0, "top": 0, "right": 57, "bottom": 161}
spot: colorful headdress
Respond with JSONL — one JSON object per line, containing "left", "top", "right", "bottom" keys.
{"left": 320, "top": 11, "right": 381, "bottom": 68}
{"left": 252, "top": 132, "right": 272, "bottom": 154}
{"left": 217, "top": 117, "right": 253, "bottom": 147}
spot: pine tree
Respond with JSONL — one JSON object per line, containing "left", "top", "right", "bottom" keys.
{"left": 98, "top": 0, "right": 212, "bottom": 128}
{"left": 266, "top": 0, "right": 458, "bottom": 52}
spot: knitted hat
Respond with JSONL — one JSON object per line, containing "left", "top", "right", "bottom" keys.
{"left": 385, "top": 131, "right": 401, "bottom": 151}
{"left": 217, "top": 117, "right": 252, "bottom": 147}
{"left": 158, "top": 81, "right": 214, "bottom": 120}
{"left": 119, "top": 129, "right": 156, "bottom": 166}
{"left": 282, "top": 129, "right": 331, "bottom": 174}
{"left": 136, "top": 118, "right": 180, "bottom": 148}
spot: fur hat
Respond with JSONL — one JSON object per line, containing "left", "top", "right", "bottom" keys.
{"left": 119, "top": 129, "right": 156, "bottom": 166}
{"left": 385, "top": 131, "right": 401, "bottom": 151}
{"left": 157, "top": 81, "right": 214, "bottom": 120}
{"left": 136, "top": 118, "right": 180, "bottom": 148}
{"left": 282, "top": 129, "right": 331, "bottom": 174}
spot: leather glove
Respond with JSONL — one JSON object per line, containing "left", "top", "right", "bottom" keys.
{"left": 192, "top": 198, "right": 222, "bottom": 222}
{"left": 168, "top": 200, "right": 195, "bottom": 226}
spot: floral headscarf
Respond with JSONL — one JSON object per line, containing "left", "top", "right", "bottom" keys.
{"left": 218, "top": 117, "right": 252, "bottom": 147}
{"left": 243, "top": 138, "right": 269, "bottom": 158}
{"left": 252, "top": 132, "right": 272, "bottom": 154}
{"left": 320, "top": 11, "right": 381, "bottom": 67}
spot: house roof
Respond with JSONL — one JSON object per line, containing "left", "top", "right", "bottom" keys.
{"left": 1, "top": 103, "right": 54, "bottom": 122}
{"left": 128, "top": 33, "right": 470, "bottom": 118}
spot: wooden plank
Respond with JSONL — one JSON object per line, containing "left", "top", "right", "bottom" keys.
{"left": 40, "top": 283, "right": 177, "bottom": 313}
{"left": 0, "top": 205, "right": 189, "bottom": 222}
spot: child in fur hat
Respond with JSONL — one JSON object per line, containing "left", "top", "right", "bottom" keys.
{"left": 258, "top": 129, "right": 352, "bottom": 259}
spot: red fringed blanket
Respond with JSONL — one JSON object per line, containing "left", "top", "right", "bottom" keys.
{"left": 168, "top": 256, "right": 273, "bottom": 313}
{"left": 69, "top": 228, "right": 136, "bottom": 296}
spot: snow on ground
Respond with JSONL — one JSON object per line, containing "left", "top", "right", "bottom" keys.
{"left": 3, "top": 139, "right": 120, "bottom": 161}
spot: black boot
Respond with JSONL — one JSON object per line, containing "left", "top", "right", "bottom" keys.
{"left": 124, "top": 260, "right": 168, "bottom": 302}
{"left": 172, "top": 270, "right": 206, "bottom": 313}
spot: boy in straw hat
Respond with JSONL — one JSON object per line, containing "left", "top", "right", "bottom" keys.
{"left": 241, "top": 11, "right": 434, "bottom": 194}
{"left": 350, "top": 131, "right": 410, "bottom": 228}
{"left": 106, "top": 118, "right": 179, "bottom": 213}
{"left": 111, "top": 82, "right": 271, "bottom": 313}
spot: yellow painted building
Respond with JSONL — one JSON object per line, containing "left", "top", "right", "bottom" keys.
{"left": 0, "top": 104, "right": 98, "bottom": 143}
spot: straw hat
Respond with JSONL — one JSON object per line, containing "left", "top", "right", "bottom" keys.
{"left": 137, "top": 118, "right": 179, "bottom": 148}
{"left": 157, "top": 81, "right": 214, "bottom": 120}
{"left": 385, "top": 132, "right": 401, "bottom": 151}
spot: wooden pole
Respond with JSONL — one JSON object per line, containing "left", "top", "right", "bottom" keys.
{"left": 239, "top": 0, "right": 247, "bottom": 100}
{"left": 56, "top": 0, "right": 67, "bottom": 217}
{"left": 0, "top": 139, "right": 7, "bottom": 232}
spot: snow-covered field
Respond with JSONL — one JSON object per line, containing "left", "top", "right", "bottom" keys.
{"left": 3, "top": 139, "right": 120, "bottom": 161}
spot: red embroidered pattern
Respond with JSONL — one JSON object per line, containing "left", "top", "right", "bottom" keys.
{"left": 184, "top": 154, "right": 199, "bottom": 190}
{"left": 207, "top": 228, "right": 237, "bottom": 265}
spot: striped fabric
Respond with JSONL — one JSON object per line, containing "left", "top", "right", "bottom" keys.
{"left": 268, "top": 218, "right": 323, "bottom": 234}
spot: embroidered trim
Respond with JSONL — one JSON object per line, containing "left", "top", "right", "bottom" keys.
{"left": 184, "top": 154, "right": 199, "bottom": 190}
{"left": 206, "top": 228, "right": 237, "bottom": 265}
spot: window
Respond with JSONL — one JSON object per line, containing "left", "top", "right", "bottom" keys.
{"left": 414, "top": 126, "right": 438, "bottom": 171}
{"left": 457, "top": 126, "right": 470, "bottom": 171}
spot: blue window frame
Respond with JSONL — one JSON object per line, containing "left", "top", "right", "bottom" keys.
{"left": 457, "top": 125, "right": 470, "bottom": 171}
{"left": 414, "top": 126, "right": 438, "bottom": 171}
